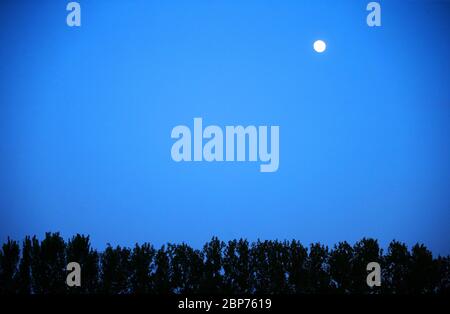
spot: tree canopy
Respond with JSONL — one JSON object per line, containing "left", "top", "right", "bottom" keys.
{"left": 0, "top": 233, "right": 448, "bottom": 294}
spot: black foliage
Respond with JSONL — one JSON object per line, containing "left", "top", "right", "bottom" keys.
{"left": 66, "top": 234, "right": 99, "bottom": 293}
{"left": 0, "top": 235, "right": 448, "bottom": 294}
{"left": 30, "top": 233, "right": 66, "bottom": 293}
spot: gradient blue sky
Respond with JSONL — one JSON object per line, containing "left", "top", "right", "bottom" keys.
{"left": 1, "top": 0, "right": 449, "bottom": 254}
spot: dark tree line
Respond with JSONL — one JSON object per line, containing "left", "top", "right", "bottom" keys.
{"left": 0, "top": 233, "right": 449, "bottom": 294}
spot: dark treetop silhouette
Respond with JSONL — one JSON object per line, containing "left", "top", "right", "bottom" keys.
{"left": 0, "top": 233, "right": 449, "bottom": 294}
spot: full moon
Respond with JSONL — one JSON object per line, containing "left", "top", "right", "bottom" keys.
{"left": 313, "top": 40, "right": 327, "bottom": 53}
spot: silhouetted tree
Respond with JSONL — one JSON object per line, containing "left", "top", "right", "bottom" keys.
{"left": 30, "top": 233, "right": 66, "bottom": 294}
{"left": 0, "top": 238, "right": 20, "bottom": 294}
{"left": 1, "top": 235, "right": 449, "bottom": 295}
{"left": 351, "top": 238, "right": 382, "bottom": 293}
{"left": 435, "top": 256, "right": 450, "bottom": 294}
{"left": 153, "top": 245, "right": 171, "bottom": 294}
{"left": 223, "top": 239, "right": 252, "bottom": 294}
{"left": 329, "top": 241, "right": 353, "bottom": 293}
{"left": 16, "top": 237, "right": 32, "bottom": 294}
{"left": 408, "top": 244, "right": 436, "bottom": 294}
{"left": 286, "top": 240, "right": 308, "bottom": 293}
{"left": 266, "top": 240, "right": 290, "bottom": 293}
{"left": 201, "top": 237, "right": 224, "bottom": 294}
{"left": 251, "top": 240, "right": 289, "bottom": 293}
{"left": 306, "top": 243, "right": 330, "bottom": 293}
{"left": 66, "top": 234, "right": 99, "bottom": 293}
{"left": 130, "top": 243, "right": 155, "bottom": 293}
{"left": 168, "top": 243, "right": 203, "bottom": 294}
{"left": 100, "top": 245, "right": 131, "bottom": 294}
{"left": 250, "top": 240, "right": 271, "bottom": 293}
{"left": 383, "top": 240, "right": 410, "bottom": 294}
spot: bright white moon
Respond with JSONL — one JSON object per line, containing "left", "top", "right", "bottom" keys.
{"left": 313, "top": 40, "right": 327, "bottom": 53}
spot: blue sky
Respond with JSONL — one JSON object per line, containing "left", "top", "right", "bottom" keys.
{"left": 1, "top": 0, "right": 449, "bottom": 254}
